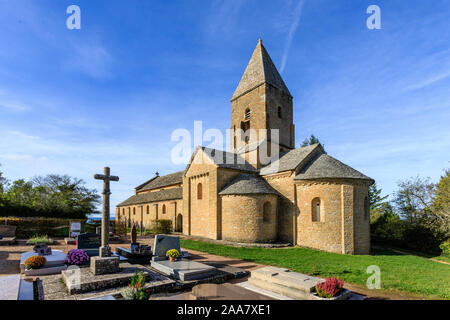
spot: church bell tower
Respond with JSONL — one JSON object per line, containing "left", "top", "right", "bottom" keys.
{"left": 230, "top": 39, "right": 295, "bottom": 167}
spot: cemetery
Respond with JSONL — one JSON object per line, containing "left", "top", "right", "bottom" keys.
{"left": 0, "top": 167, "right": 366, "bottom": 301}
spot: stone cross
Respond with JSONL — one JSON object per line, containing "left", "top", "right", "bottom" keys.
{"left": 94, "top": 167, "right": 119, "bottom": 257}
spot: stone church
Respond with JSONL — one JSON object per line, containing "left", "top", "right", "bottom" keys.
{"left": 116, "top": 40, "right": 374, "bottom": 255}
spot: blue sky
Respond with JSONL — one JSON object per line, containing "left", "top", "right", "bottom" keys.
{"left": 0, "top": 0, "right": 449, "bottom": 215}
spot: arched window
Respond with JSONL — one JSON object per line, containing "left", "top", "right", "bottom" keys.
{"left": 133, "top": 207, "right": 136, "bottom": 215}
{"left": 122, "top": 208, "right": 125, "bottom": 215}
{"left": 245, "top": 108, "right": 251, "bottom": 120}
{"left": 162, "top": 204, "right": 166, "bottom": 214}
{"left": 364, "top": 196, "right": 369, "bottom": 220}
{"left": 146, "top": 205, "right": 149, "bottom": 214}
{"left": 312, "top": 198, "right": 321, "bottom": 222}
{"left": 277, "top": 106, "right": 282, "bottom": 119}
{"left": 197, "top": 183, "right": 202, "bottom": 200}
{"left": 263, "top": 202, "right": 271, "bottom": 223}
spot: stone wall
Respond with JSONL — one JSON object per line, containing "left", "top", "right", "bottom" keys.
{"left": 116, "top": 199, "right": 182, "bottom": 229}
{"left": 221, "top": 194, "right": 277, "bottom": 242}
{"left": 183, "top": 150, "right": 218, "bottom": 239}
{"left": 353, "top": 184, "right": 371, "bottom": 254}
{"left": 296, "top": 181, "right": 344, "bottom": 254}
{"left": 263, "top": 172, "right": 296, "bottom": 243}
{"left": 295, "top": 179, "right": 371, "bottom": 254}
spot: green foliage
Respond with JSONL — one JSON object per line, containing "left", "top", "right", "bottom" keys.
{"left": 0, "top": 217, "right": 87, "bottom": 238}
{"left": 0, "top": 173, "right": 100, "bottom": 219}
{"left": 370, "top": 203, "right": 405, "bottom": 245}
{"left": 300, "top": 134, "right": 325, "bottom": 151}
{"left": 149, "top": 219, "right": 173, "bottom": 234}
{"left": 28, "top": 234, "right": 52, "bottom": 244}
{"left": 115, "top": 221, "right": 127, "bottom": 236}
{"left": 0, "top": 163, "right": 8, "bottom": 195}
{"left": 368, "top": 182, "right": 388, "bottom": 210}
{"left": 180, "top": 239, "right": 450, "bottom": 299}
{"left": 122, "top": 271, "right": 150, "bottom": 300}
{"left": 439, "top": 241, "right": 450, "bottom": 257}
{"left": 432, "top": 169, "right": 450, "bottom": 237}
{"left": 130, "top": 271, "right": 146, "bottom": 288}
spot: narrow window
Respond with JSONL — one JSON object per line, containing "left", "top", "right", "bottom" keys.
{"left": 312, "top": 198, "right": 321, "bottom": 222}
{"left": 146, "top": 205, "right": 149, "bottom": 214}
{"left": 162, "top": 204, "right": 166, "bottom": 214}
{"left": 277, "top": 106, "right": 282, "bottom": 119}
{"left": 133, "top": 207, "right": 136, "bottom": 215}
{"left": 263, "top": 202, "right": 271, "bottom": 223}
{"left": 245, "top": 108, "right": 251, "bottom": 120}
{"left": 197, "top": 183, "right": 202, "bottom": 200}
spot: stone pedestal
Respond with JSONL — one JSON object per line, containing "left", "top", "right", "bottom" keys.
{"left": 90, "top": 256, "right": 120, "bottom": 275}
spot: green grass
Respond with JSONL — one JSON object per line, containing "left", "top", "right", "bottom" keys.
{"left": 28, "top": 234, "right": 52, "bottom": 244}
{"left": 180, "top": 239, "right": 450, "bottom": 299}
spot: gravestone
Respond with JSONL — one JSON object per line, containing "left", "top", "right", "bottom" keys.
{"left": 152, "top": 234, "right": 188, "bottom": 261}
{"left": 70, "top": 222, "right": 81, "bottom": 238}
{"left": 33, "top": 243, "right": 52, "bottom": 256}
{"left": 65, "top": 221, "right": 81, "bottom": 245}
{"left": 77, "top": 232, "right": 101, "bottom": 257}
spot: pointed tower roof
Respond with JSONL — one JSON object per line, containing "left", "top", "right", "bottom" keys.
{"left": 231, "top": 39, "right": 291, "bottom": 101}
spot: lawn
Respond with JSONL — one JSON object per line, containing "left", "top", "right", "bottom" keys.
{"left": 180, "top": 239, "right": 450, "bottom": 299}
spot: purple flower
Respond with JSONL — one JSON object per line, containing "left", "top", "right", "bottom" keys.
{"left": 66, "top": 249, "right": 89, "bottom": 265}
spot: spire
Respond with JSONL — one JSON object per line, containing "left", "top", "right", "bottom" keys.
{"left": 231, "top": 40, "right": 291, "bottom": 101}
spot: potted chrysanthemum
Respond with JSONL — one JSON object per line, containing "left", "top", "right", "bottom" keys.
{"left": 166, "top": 249, "right": 180, "bottom": 262}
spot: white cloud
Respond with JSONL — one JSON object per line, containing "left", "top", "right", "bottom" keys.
{"left": 65, "top": 43, "right": 114, "bottom": 79}
{"left": 404, "top": 70, "right": 450, "bottom": 91}
{"left": 0, "top": 101, "right": 31, "bottom": 112}
{"left": 280, "top": 0, "right": 305, "bottom": 72}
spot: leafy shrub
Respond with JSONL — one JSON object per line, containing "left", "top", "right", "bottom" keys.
{"left": 166, "top": 249, "right": 180, "bottom": 258}
{"left": 0, "top": 217, "right": 86, "bottom": 238}
{"left": 149, "top": 219, "right": 172, "bottom": 234}
{"left": 315, "top": 278, "right": 344, "bottom": 298}
{"left": 65, "top": 249, "right": 89, "bottom": 266}
{"left": 115, "top": 221, "right": 127, "bottom": 236}
{"left": 121, "top": 271, "right": 150, "bottom": 300}
{"left": 130, "top": 271, "right": 146, "bottom": 288}
{"left": 24, "top": 256, "right": 46, "bottom": 270}
{"left": 28, "top": 234, "right": 52, "bottom": 245}
{"left": 440, "top": 241, "right": 450, "bottom": 257}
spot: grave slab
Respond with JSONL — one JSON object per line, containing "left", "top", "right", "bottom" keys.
{"left": 150, "top": 259, "right": 217, "bottom": 281}
{"left": 62, "top": 262, "right": 174, "bottom": 294}
{"left": 20, "top": 250, "right": 67, "bottom": 273}
{"left": 250, "top": 266, "right": 324, "bottom": 293}
{"left": 0, "top": 275, "right": 21, "bottom": 300}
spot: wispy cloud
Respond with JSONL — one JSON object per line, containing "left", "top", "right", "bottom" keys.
{"left": 280, "top": 0, "right": 305, "bottom": 72}
{"left": 65, "top": 43, "right": 114, "bottom": 79}
{"left": 0, "top": 101, "right": 31, "bottom": 112}
{"left": 404, "top": 70, "right": 450, "bottom": 91}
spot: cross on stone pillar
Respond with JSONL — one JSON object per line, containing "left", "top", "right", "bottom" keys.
{"left": 94, "top": 167, "right": 119, "bottom": 258}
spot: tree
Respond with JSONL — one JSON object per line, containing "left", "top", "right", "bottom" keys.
{"left": 394, "top": 176, "right": 436, "bottom": 223}
{"left": 0, "top": 164, "right": 7, "bottom": 194}
{"left": 0, "top": 174, "right": 100, "bottom": 218}
{"left": 368, "top": 182, "right": 388, "bottom": 211}
{"left": 301, "top": 134, "right": 325, "bottom": 151}
{"left": 432, "top": 169, "right": 450, "bottom": 237}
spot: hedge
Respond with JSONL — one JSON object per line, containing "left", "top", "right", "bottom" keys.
{"left": 0, "top": 217, "right": 98, "bottom": 238}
